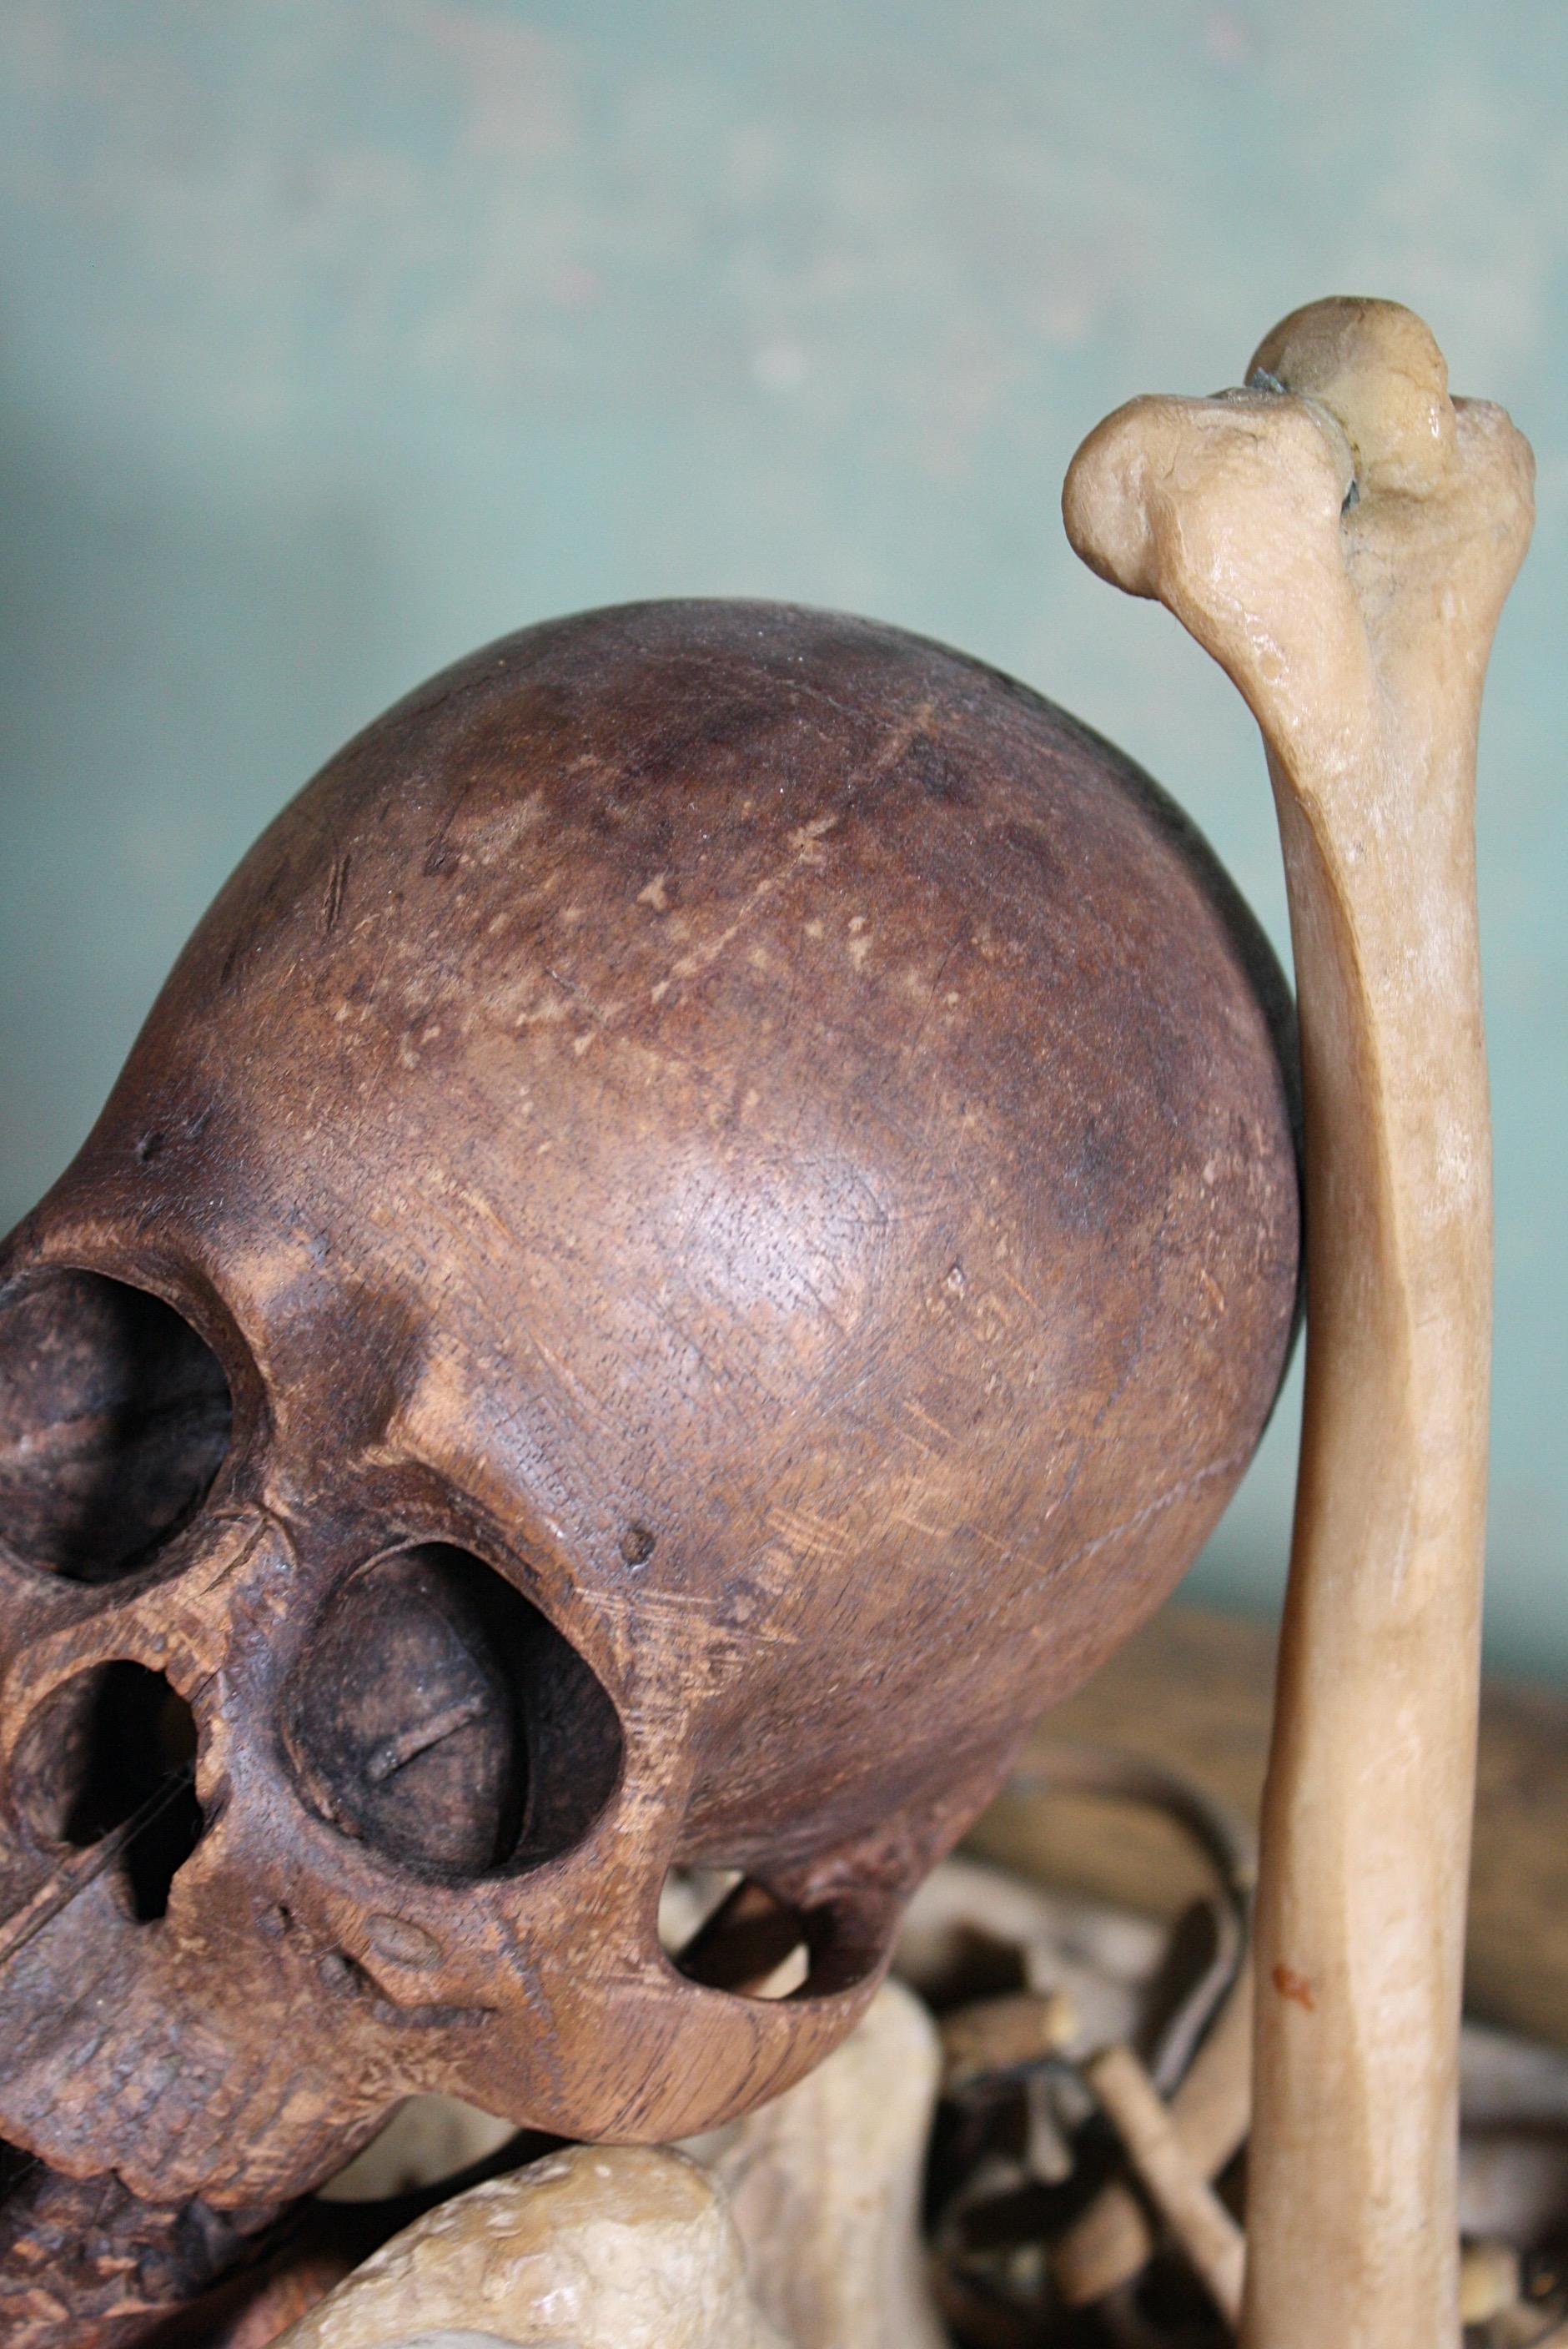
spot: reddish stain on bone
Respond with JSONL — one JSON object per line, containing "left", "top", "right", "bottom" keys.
{"left": 1273, "top": 1962, "right": 1317, "bottom": 2012}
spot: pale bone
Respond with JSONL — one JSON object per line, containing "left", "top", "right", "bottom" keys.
{"left": 1064, "top": 298, "right": 1534, "bottom": 2345}
{"left": 1457, "top": 2241, "right": 1521, "bottom": 2327}
{"left": 1085, "top": 2041, "right": 1247, "bottom": 2326}
{"left": 686, "top": 1979, "right": 947, "bottom": 2349}
{"left": 269, "top": 2144, "right": 786, "bottom": 2349}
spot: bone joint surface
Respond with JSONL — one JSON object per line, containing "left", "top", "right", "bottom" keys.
{"left": 269, "top": 2143, "right": 787, "bottom": 2349}
{"left": 1064, "top": 298, "right": 1534, "bottom": 2345}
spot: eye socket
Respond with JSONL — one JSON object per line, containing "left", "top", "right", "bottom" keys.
{"left": 283, "top": 1544, "right": 623, "bottom": 1881}
{"left": 0, "top": 1270, "right": 233, "bottom": 1582}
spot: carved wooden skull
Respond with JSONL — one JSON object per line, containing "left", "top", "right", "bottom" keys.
{"left": 0, "top": 601, "right": 1299, "bottom": 2213}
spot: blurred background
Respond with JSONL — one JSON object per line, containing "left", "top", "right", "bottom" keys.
{"left": 0, "top": 1, "right": 1561, "bottom": 1674}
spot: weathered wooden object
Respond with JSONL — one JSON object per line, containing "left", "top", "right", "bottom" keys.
{"left": 0, "top": 2158, "right": 281, "bottom": 2346}
{"left": 0, "top": 601, "right": 1300, "bottom": 2327}
{"left": 1065, "top": 299, "right": 1534, "bottom": 2346}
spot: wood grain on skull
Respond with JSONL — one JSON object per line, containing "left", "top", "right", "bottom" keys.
{"left": 0, "top": 601, "right": 1300, "bottom": 2217}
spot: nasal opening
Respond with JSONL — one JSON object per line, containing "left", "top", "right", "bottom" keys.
{"left": 10, "top": 1662, "right": 205, "bottom": 1922}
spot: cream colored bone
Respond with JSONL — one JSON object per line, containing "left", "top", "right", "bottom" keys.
{"left": 689, "top": 1979, "right": 947, "bottom": 2349}
{"left": 269, "top": 2144, "right": 787, "bottom": 2349}
{"left": 1063, "top": 299, "right": 1533, "bottom": 2346}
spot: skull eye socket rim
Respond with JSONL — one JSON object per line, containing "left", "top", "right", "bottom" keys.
{"left": 282, "top": 1542, "right": 625, "bottom": 1884}
{"left": 0, "top": 1268, "right": 234, "bottom": 1583}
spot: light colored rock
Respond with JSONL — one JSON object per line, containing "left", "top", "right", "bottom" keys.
{"left": 347, "top": 2337, "right": 515, "bottom": 2348}
{"left": 270, "top": 2144, "right": 786, "bottom": 2349}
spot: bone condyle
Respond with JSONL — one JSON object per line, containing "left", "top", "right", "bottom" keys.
{"left": 1065, "top": 298, "right": 1534, "bottom": 2346}
{"left": 267, "top": 2145, "right": 787, "bottom": 2349}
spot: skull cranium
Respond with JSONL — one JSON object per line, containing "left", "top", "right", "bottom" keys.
{"left": 0, "top": 600, "right": 1299, "bottom": 2213}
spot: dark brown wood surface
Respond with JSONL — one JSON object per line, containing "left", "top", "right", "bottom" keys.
{"left": 0, "top": 601, "right": 1301, "bottom": 2233}
{"left": 0, "top": 2156, "right": 280, "bottom": 2347}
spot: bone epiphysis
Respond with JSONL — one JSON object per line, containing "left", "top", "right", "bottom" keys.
{"left": 268, "top": 2143, "right": 786, "bottom": 2349}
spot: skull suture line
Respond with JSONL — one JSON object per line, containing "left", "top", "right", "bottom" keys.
{"left": 0, "top": 601, "right": 1299, "bottom": 2213}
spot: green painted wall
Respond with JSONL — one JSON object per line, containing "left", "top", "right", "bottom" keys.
{"left": 2, "top": 3, "right": 1562, "bottom": 1672}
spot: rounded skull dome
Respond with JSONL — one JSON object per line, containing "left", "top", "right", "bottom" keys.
{"left": 0, "top": 600, "right": 1299, "bottom": 2202}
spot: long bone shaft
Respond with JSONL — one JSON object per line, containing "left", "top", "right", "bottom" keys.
{"left": 1063, "top": 299, "right": 1533, "bottom": 2344}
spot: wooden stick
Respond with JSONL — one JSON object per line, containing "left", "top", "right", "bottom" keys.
{"left": 1085, "top": 2042, "right": 1246, "bottom": 2326}
{"left": 1055, "top": 1959, "right": 1252, "bottom": 2305}
{"left": 1063, "top": 299, "right": 1534, "bottom": 2346}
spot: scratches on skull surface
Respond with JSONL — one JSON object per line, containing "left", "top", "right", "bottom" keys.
{"left": 545, "top": 965, "right": 618, "bottom": 1029}
{"left": 323, "top": 854, "right": 353, "bottom": 935}
{"left": 199, "top": 1514, "right": 269, "bottom": 1597}
{"left": 765, "top": 1501, "right": 857, "bottom": 1562}
{"left": 659, "top": 817, "right": 842, "bottom": 1001}
{"left": 1042, "top": 1449, "right": 1254, "bottom": 1586}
